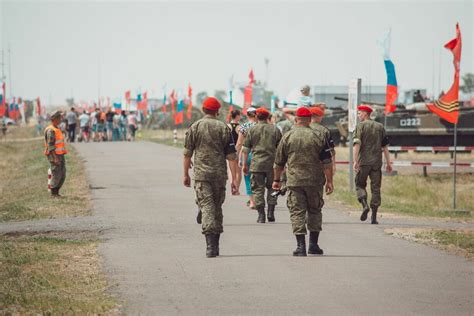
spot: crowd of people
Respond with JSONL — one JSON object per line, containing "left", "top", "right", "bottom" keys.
{"left": 184, "top": 85, "right": 392, "bottom": 258}
{"left": 60, "top": 107, "right": 140, "bottom": 142}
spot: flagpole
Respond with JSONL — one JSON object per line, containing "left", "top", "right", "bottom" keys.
{"left": 453, "top": 123, "right": 457, "bottom": 209}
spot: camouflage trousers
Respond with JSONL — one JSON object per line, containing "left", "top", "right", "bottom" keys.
{"left": 48, "top": 155, "right": 66, "bottom": 190}
{"left": 194, "top": 180, "right": 226, "bottom": 235}
{"left": 355, "top": 164, "right": 382, "bottom": 208}
{"left": 250, "top": 171, "right": 277, "bottom": 209}
{"left": 287, "top": 186, "right": 323, "bottom": 235}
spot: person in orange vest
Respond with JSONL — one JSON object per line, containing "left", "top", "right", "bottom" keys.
{"left": 44, "top": 110, "right": 68, "bottom": 197}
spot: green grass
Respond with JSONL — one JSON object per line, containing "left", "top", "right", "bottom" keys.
{"left": 327, "top": 169, "right": 473, "bottom": 219}
{"left": 1, "top": 125, "right": 39, "bottom": 140}
{"left": 415, "top": 230, "right": 474, "bottom": 256}
{"left": 0, "top": 234, "right": 117, "bottom": 314}
{"left": 0, "top": 140, "right": 91, "bottom": 222}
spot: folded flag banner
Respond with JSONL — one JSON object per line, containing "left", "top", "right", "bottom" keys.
{"left": 162, "top": 84, "right": 168, "bottom": 113}
{"left": 0, "top": 81, "right": 5, "bottom": 116}
{"left": 170, "top": 90, "right": 177, "bottom": 118}
{"left": 186, "top": 84, "right": 193, "bottom": 120}
{"left": 378, "top": 29, "right": 398, "bottom": 114}
{"left": 427, "top": 23, "right": 462, "bottom": 124}
{"left": 113, "top": 101, "right": 122, "bottom": 114}
{"left": 175, "top": 90, "right": 184, "bottom": 125}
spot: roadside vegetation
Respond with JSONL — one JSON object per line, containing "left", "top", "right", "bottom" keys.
{"left": 329, "top": 147, "right": 473, "bottom": 219}
{"left": 386, "top": 228, "right": 474, "bottom": 259}
{"left": 0, "top": 127, "right": 118, "bottom": 313}
{"left": 0, "top": 231, "right": 117, "bottom": 314}
{"left": 0, "top": 125, "right": 39, "bottom": 140}
{"left": 0, "top": 139, "right": 91, "bottom": 221}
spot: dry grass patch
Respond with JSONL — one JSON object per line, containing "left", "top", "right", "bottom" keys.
{"left": 0, "top": 231, "right": 118, "bottom": 314}
{"left": 0, "top": 139, "right": 91, "bottom": 221}
{"left": 327, "top": 169, "right": 473, "bottom": 219}
{"left": 386, "top": 228, "right": 474, "bottom": 259}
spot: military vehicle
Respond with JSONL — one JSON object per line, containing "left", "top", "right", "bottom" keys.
{"left": 331, "top": 97, "right": 474, "bottom": 146}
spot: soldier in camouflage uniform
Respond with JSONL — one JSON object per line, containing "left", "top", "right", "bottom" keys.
{"left": 353, "top": 105, "right": 392, "bottom": 225}
{"left": 273, "top": 107, "right": 333, "bottom": 256}
{"left": 310, "top": 106, "right": 336, "bottom": 174}
{"left": 242, "top": 107, "right": 282, "bottom": 223}
{"left": 275, "top": 108, "right": 295, "bottom": 195}
{"left": 44, "top": 110, "right": 68, "bottom": 197}
{"left": 183, "top": 97, "right": 238, "bottom": 258}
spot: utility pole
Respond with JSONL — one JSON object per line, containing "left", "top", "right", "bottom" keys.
{"left": 8, "top": 45, "right": 12, "bottom": 96}
{"left": 264, "top": 57, "right": 269, "bottom": 89}
{"left": 1, "top": 49, "right": 5, "bottom": 81}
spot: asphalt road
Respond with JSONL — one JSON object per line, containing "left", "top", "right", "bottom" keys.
{"left": 74, "top": 141, "right": 473, "bottom": 316}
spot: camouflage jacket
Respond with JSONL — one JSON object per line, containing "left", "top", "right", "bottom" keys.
{"left": 276, "top": 119, "right": 294, "bottom": 136}
{"left": 274, "top": 125, "right": 331, "bottom": 187}
{"left": 184, "top": 116, "right": 237, "bottom": 181}
{"left": 353, "top": 119, "right": 389, "bottom": 166}
{"left": 242, "top": 121, "right": 282, "bottom": 172}
{"left": 310, "top": 122, "right": 335, "bottom": 151}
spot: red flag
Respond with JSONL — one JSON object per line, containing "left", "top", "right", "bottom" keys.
{"left": 249, "top": 69, "right": 255, "bottom": 84}
{"left": 427, "top": 23, "right": 462, "bottom": 124}
{"left": 227, "top": 105, "right": 234, "bottom": 122}
{"left": 175, "top": 111, "right": 184, "bottom": 125}
{"left": 0, "top": 81, "right": 6, "bottom": 116}
{"left": 170, "top": 89, "right": 177, "bottom": 118}
{"left": 186, "top": 84, "right": 193, "bottom": 120}
{"left": 138, "top": 91, "right": 148, "bottom": 116}
{"left": 36, "top": 97, "right": 41, "bottom": 116}
{"left": 244, "top": 84, "right": 253, "bottom": 110}
{"left": 125, "top": 90, "right": 131, "bottom": 105}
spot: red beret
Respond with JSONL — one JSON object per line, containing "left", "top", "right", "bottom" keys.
{"left": 202, "top": 97, "right": 221, "bottom": 111}
{"left": 296, "top": 107, "right": 311, "bottom": 117}
{"left": 256, "top": 107, "right": 270, "bottom": 116}
{"left": 357, "top": 105, "right": 373, "bottom": 113}
{"left": 310, "top": 106, "right": 325, "bottom": 117}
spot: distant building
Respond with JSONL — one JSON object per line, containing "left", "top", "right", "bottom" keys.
{"left": 312, "top": 85, "right": 387, "bottom": 108}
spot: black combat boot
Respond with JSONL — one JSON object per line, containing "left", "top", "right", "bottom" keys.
{"left": 267, "top": 205, "right": 276, "bottom": 222}
{"left": 359, "top": 198, "right": 370, "bottom": 221}
{"left": 51, "top": 188, "right": 60, "bottom": 197}
{"left": 308, "top": 231, "right": 324, "bottom": 255}
{"left": 371, "top": 207, "right": 379, "bottom": 225}
{"left": 205, "top": 234, "right": 217, "bottom": 258}
{"left": 257, "top": 207, "right": 266, "bottom": 223}
{"left": 215, "top": 234, "right": 220, "bottom": 256}
{"left": 293, "top": 234, "right": 307, "bottom": 257}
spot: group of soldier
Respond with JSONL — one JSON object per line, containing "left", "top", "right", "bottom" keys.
{"left": 183, "top": 85, "right": 391, "bottom": 258}
{"left": 41, "top": 85, "right": 391, "bottom": 256}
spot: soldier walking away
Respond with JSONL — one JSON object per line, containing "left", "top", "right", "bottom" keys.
{"left": 273, "top": 107, "right": 333, "bottom": 256}
{"left": 310, "top": 106, "right": 336, "bottom": 174}
{"left": 353, "top": 105, "right": 392, "bottom": 224}
{"left": 183, "top": 97, "right": 238, "bottom": 258}
{"left": 241, "top": 107, "right": 282, "bottom": 223}
{"left": 44, "top": 110, "right": 68, "bottom": 197}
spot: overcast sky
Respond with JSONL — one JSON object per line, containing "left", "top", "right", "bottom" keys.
{"left": 1, "top": 0, "right": 472, "bottom": 105}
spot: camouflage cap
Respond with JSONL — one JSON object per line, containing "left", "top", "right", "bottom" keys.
{"left": 50, "top": 110, "right": 63, "bottom": 120}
